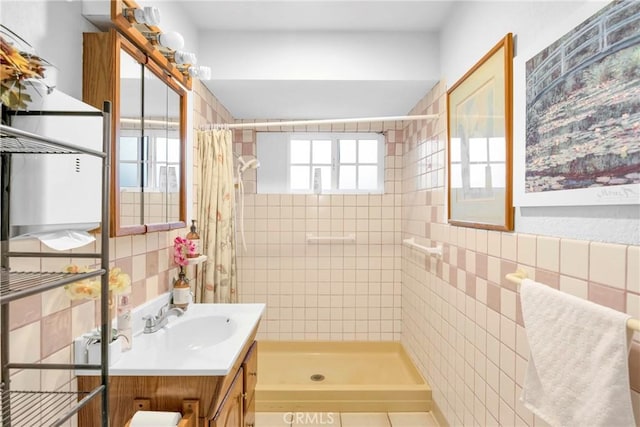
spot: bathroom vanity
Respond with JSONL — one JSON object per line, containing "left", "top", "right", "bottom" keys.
{"left": 77, "top": 303, "right": 264, "bottom": 427}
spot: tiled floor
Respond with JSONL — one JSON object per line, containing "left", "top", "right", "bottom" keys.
{"left": 255, "top": 412, "right": 439, "bottom": 427}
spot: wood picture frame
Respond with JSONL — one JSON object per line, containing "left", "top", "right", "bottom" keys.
{"left": 447, "top": 33, "right": 514, "bottom": 231}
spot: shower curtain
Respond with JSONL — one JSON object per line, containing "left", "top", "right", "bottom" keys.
{"left": 195, "top": 129, "right": 237, "bottom": 303}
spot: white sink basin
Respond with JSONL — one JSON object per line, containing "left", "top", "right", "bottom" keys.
{"left": 164, "top": 315, "right": 236, "bottom": 350}
{"left": 108, "top": 303, "right": 265, "bottom": 376}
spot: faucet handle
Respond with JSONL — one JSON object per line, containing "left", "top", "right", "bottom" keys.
{"left": 142, "top": 314, "right": 156, "bottom": 328}
{"left": 157, "top": 303, "right": 170, "bottom": 317}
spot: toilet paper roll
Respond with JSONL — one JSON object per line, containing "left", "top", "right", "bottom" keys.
{"left": 129, "top": 410, "right": 182, "bottom": 427}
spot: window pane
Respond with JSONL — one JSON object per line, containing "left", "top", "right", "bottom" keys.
{"left": 120, "top": 137, "right": 139, "bottom": 161}
{"left": 290, "top": 140, "right": 310, "bottom": 163}
{"left": 339, "top": 139, "right": 356, "bottom": 163}
{"left": 339, "top": 165, "right": 356, "bottom": 189}
{"left": 312, "top": 139, "right": 332, "bottom": 164}
{"left": 167, "top": 138, "right": 180, "bottom": 162}
{"left": 358, "top": 140, "right": 378, "bottom": 163}
{"left": 469, "top": 164, "right": 487, "bottom": 188}
{"left": 156, "top": 137, "right": 167, "bottom": 162}
{"left": 290, "top": 166, "right": 310, "bottom": 190}
{"left": 120, "top": 163, "right": 139, "bottom": 187}
{"left": 358, "top": 165, "right": 377, "bottom": 190}
{"left": 318, "top": 166, "right": 332, "bottom": 190}
{"left": 488, "top": 137, "right": 505, "bottom": 161}
{"left": 469, "top": 138, "right": 487, "bottom": 162}
{"left": 490, "top": 163, "right": 506, "bottom": 188}
{"left": 450, "top": 138, "right": 461, "bottom": 162}
{"left": 450, "top": 164, "right": 462, "bottom": 188}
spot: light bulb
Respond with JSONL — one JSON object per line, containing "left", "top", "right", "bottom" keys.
{"left": 124, "top": 6, "right": 160, "bottom": 26}
{"left": 173, "top": 51, "right": 197, "bottom": 65}
{"left": 188, "top": 66, "right": 211, "bottom": 80}
{"left": 157, "top": 31, "right": 184, "bottom": 50}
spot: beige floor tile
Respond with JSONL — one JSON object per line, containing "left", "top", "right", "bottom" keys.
{"left": 256, "top": 412, "right": 292, "bottom": 427}
{"left": 341, "top": 412, "right": 391, "bottom": 427}
{"left": 291, "top": 412, "right": 340, "bottom": 426}
{"left": 388, "top": 412, "right": 439, "bottom": 427}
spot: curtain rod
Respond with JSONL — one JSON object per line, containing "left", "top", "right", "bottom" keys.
{"left": 204, "top": 114, "right": 438, "bottom": 130}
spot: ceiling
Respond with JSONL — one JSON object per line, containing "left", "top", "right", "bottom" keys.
{"left": 178, "top": 1, "right": 455, "bottom": 120}
{"left": 181, "top": 1, "right": 454, "bottom": 32}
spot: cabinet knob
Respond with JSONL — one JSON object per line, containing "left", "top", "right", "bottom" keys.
{"left": 249, "top": 372, "right": 257, "bottom": 377}
{"left": 246, "top": 424, "right": 255, "bottom": 427}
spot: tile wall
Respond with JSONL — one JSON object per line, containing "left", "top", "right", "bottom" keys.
{"left": 400, "top": 82, "right": 640, "bottom": 426}
{"left": 233, "top": 120, "right": 407, "bottom": 341}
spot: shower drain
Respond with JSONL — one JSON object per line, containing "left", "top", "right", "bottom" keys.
{"left": 310, "top": 374, "right": 325, "bottom": 382}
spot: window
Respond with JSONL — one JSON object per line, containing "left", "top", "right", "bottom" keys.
{"left": 119, "top": 131, "right": 180, "bottom": 192}
{"left": 256, "top": 132, "right": 384, "bottom": 194}
{"left": 449, "top": 136, "right": 506, "bottom": 195}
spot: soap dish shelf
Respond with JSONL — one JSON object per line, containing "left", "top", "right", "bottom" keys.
{"left": 186, "top": 255, "right": 207, "bottom": 265}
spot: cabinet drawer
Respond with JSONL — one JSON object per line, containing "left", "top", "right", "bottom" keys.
{"left": 242, "top": 341, "right": 258, "bottom": 411}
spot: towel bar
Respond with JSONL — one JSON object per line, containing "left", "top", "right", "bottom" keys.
{"left": 506, "top": 269, "right": 640, "bottom": 332}
{"left": 402, "top": 237, "right": 442, "bottom": 257}
{"left": 306, "top": 234, "right": 356, "bottom": 244}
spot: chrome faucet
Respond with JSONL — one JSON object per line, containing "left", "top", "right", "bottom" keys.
{"left": 142, "top": 304, "right": 185, "bottom": 334}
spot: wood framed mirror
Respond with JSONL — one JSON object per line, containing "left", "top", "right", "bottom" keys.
{"left": 83, "top": 29, "right": 186, "bottom": 236}
{"left": 446, "top": 33, "right": 514, "bottom": 231}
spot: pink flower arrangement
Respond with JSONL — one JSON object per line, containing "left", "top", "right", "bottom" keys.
{"left": 173, "top": 236, "right": 196, "bottom": 267}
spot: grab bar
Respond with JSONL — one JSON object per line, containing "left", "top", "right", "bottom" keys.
{"left": 306, "top": 234, "right": 356, "bottom": 244}
{"left": 402, "top": 237, "right": 442, "bottom": 257}
{"left": 506, "top": 269, "right": 640, "bottom": 332}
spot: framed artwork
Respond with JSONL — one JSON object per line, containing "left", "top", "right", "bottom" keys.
{"left": 447, "top": 33, "right": 514, "bottom": 231}
{"left": 518, "top": 0, "right": 640, "bottom": 206}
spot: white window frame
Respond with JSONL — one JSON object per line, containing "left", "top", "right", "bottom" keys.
{"left": 286, "top": 132, "right": 384, "bottom": 194}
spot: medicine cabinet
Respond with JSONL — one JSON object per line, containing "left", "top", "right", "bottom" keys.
{"left": 83, "top": 29, "right": 187, "bottom": 236}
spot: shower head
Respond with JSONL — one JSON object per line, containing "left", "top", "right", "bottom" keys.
{"left": 238, "top": 156, "right": 260, "bottom": 173}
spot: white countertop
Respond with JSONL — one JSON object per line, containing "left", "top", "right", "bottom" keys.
{"left": 80, "top": 302, "right": 265, "bottom": 376}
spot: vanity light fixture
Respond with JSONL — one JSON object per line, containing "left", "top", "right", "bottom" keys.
{"left": 170, "top": 50, "right": 197, "bottom": 66}
{"left": 145, "top": 30, "right": 184, "bottom": 51}
{"left": 187, "top": 65, "right": 211, "bottom": 80}
{"left": 123, "top": 6, "right": 161, "bottom": 26}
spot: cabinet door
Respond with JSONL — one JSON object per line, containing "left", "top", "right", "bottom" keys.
{"left": 242, "top": 342, "right": 258, "bottom": 412}
{"left": 244, "top": 396, "right": 255, "bottom": 427}
{"left": 210, "top": 368, "right": 244, "bottom": 427}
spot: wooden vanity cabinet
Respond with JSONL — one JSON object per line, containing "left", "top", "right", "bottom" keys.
{"left": 77, "top": 338, "right": 258, "bottom": 427}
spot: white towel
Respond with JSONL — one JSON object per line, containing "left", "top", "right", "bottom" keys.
{"left": 520, "top": 279, "right": 635, "bottom": 427}
{"left": 129, "top": 410, "right": 182, "bottom": 427}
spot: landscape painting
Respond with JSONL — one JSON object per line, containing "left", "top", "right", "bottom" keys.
{"left": 525, "top": 0, "right": 640, "bottom": 205}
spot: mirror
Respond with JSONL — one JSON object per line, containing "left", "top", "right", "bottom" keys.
{"left": 141, "top": 66, "right": 181, "bottom": 226}
{"left": 119, "top": 48, "right": 144, "bottom": 228}
{"left": 116, "top": 37, "right": 185, "bottom": 235}
{"left": 83, "top": 30, "right": 186, "bottom": 236}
